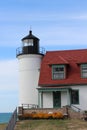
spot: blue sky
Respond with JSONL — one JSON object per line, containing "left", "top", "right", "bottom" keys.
{"left": 0, "top": 0, "right": 87, "bottom": 112}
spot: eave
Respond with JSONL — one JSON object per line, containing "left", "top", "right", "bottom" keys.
{"left": 37, "top": 87, "right": 71, "bottom": 92}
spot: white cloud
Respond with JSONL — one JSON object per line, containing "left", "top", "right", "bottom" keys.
{"left": 0, "top": 10, "right": 87, "bottom": 48}
{"left": 1, "top": 9, "right": 87, "bottom": 22}
{"left": 0, "top": 23, "right": 87, "bottom": 48}
{"left": 72, "top": 14, "right": 87, "bottom": 20}
{"left": 0, "top": 59, "right": 19, "bottom": 112}
{"left": 39, "top": 26, "right": 87, "bottom": 47}
{"left": 0, "top": 59, "right": 18, "bottom": 91}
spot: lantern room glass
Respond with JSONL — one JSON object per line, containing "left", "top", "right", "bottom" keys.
{"left": 22, "top": 39, "right": 34, "bottom": 47}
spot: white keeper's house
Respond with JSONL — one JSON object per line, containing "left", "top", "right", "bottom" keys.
{"left": 16, "top": 30, "right": 87, "bottom": 111}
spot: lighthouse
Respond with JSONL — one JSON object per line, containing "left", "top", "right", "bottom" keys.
{"left": 16, "top": 30, "right": 45, "bottom": 107}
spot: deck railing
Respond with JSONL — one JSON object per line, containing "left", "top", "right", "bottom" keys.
{"left": 5, "top": 108, "right": 17, "bottom": 130}
{"left": 22, "top": 104, "right": 38, "bottom": 109}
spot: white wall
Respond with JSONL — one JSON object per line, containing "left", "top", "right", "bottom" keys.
{"left": 40, "top": 85, "right": 87, "bottom": 110}
{"left": 42, "top": 91, "right": 68, "bottom": 108}
{"left": 43, "top": 92, "right": 53, "bottom": 108}
{"left": 18, "top": 54, "right": 43, "bottom": 106}
{"left": 61, "top": 91, "right": 67, "bottom": 107}
{"left": 71, "top": 85, "right": 87, "bottom": 110}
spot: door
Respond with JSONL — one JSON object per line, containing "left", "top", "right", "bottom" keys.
{"left": 53, "top": 91, "right": 61, "bottom": 108}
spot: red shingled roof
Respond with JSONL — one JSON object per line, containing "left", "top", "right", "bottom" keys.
{"left": 39, "top": 49, "right": 87, "bottom": 87}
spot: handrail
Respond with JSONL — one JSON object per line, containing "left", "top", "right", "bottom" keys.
{"left": 70, "top": 105, "right": 82, "bottom": 112}
{"left": 5, "top": 108, "right": 17, "bottom": 130}
{"left": 22, "top": 104, "right": 38, "bottom": 109}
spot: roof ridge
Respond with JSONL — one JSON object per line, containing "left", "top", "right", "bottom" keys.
{"left": 46, "top": 48, "right": 87, "bottom": 53}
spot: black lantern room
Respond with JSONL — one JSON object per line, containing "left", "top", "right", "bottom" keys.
{"left": 16, "top": 30, "right": 45, "bottom": 57}
{"left": 22, "top": 30, "right": 39, "bottom": 54}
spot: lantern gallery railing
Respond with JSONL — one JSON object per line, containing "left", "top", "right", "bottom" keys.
{"left": 16, "top": 46, "right": 45, "bottom": 56}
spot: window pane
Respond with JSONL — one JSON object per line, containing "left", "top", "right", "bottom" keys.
{"left": 81, "top": 64, "right": 87, "bottom": 78}
{"left": 24, "top": 43, "right": 28, "bottom": 46}
{"left": 71, "top": 90, "right": 79, "bottom": 104}
{"left": 23, "top": 39, "right": 33, "bottom": 46}
{"left": 52, "top": 65, "right": 65, "bottom": 79}
{"left": 53, "top": 73, "right": 64, "bottom": 79}
{"left": 82, "top": 73, "right": 87, "bottom": 78}
{"left": 53, "top": 67, "right": 59, "bottom": 72}
{"left": 58, "top": 67, "right": 64, "bottom": 71}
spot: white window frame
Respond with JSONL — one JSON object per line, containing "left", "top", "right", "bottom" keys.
{"left": 81, "top": 64, "right": 87, "bottom": 78}
{"left": 52, "top": 65, "right": 65, "bottom": 80}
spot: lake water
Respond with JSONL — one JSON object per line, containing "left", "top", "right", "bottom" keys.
{"left": 0, "top": 113, "right": 12, "bottom": 123}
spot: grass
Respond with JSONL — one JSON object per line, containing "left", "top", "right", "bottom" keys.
{"left": 0, "top": 123, "right": 7, "bottom": 130}
{"left": 14, "top": 119, "right": 87, "bottom": 130}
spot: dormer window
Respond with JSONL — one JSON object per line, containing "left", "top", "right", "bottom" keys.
{"left": 81, "top": 64, "right": 87, "bottom": 78}
{"left": 52, "top": 65, "right": 65, "bottom": 80}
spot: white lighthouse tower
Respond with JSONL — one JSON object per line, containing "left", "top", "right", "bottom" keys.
{"left": 16, "top": 30, "right": 44, "bottom": 107}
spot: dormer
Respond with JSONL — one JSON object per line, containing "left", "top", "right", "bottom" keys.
{"left": 52, "top": 64, "right": 67, "bottom": 80}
